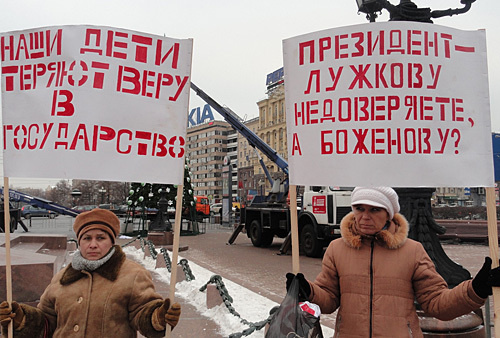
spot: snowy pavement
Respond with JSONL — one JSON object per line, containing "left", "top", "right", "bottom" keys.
{"left": 124, "top": 246, "right": 336, "bottom": 337}
{"left": 121, "top": 226, "right": 492, "bottom": 338}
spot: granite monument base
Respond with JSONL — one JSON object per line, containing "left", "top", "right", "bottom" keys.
{"left": 147, "top": 231, "right": 173, "bottom": 246}
{"left": 0, "top": 234, "right": 69, "bottom": 304}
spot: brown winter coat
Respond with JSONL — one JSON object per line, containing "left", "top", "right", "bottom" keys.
{"left": 308, "top": 212, "right": 485, "bottom": 338}
{"left": 13, "top": 245, "right": 165, "bottom": 338}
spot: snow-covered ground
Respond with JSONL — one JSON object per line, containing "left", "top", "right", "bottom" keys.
{"left": 123, "top": 246, "right": 335, "bottom": 337}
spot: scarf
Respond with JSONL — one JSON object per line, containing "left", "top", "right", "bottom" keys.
{"left": 71, "top": 247, "right": 116, "bottom": 271}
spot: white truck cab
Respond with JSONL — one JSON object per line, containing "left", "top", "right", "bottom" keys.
{"left": 298, "top": 186, "right": 352, "bottom": 257}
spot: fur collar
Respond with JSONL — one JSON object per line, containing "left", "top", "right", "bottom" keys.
{"left": 60, "top": 245, "right": 125, "bottom": 285}
{"left": 340, "top": 212, "right": 409, "bottom": 249}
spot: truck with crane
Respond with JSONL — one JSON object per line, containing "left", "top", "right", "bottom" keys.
{"left": 191, "top": 83, "right": 352, "bottom": 257}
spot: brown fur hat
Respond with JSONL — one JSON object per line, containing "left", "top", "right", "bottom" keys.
{"left": 73, "top": 208, "right": 120, "bottom": 243}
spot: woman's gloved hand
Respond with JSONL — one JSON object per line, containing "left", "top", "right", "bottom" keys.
{"left": 472, "top": 257, "right": 500, "bottom": 298}
{"left": 0, "top": 301, "right": 25, "bottom": 331}
{"left": 152, "top": 298, "right": 181, "bottom": 330}
{"left": 286, "top": 272, "right": 311, "bottom": 301}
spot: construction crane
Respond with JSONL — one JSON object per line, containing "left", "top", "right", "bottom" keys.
{"left": 0, "top": 187, "right": 80, "bottom": 217}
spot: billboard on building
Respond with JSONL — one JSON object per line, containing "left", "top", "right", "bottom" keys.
{"left": 188, "top": 104, "right": 215, "bottom": 127}
{"left": 266, "top": 67, "right": 284, "bottom": 90}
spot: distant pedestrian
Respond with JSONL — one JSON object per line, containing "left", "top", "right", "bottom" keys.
{"left": 0, "top": 208, "right": 181, "bottom": 337}
{"left": 287, "top": 187, "right": 500, "bottom": 337}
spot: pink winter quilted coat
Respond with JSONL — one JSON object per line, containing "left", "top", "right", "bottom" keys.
{"left": 308, "top": 212, "right": 485, "bottom": 337}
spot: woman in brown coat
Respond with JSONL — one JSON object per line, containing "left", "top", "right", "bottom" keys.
{"left": 287, "top": 187, "right": 500, "bottom": 337}
{"left": 0, "top": 208, "right": 181, "bottom": 337}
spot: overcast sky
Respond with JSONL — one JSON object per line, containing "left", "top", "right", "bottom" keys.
{"left": 0, "top": 0, "right": 498, "bottom": 189}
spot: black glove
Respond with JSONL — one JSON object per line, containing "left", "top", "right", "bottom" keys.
{"left": 472, "top": 257, "right": 500, "bottom": 298}
{"left": 286, "top": 272, "right": 311, "bottom": 301}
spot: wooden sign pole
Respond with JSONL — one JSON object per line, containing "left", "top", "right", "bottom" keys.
{"left": 289, "top": 185, "right": 300, "bottom": 274}
{"left": 3, "top": 178, "right": 13, "bottom": 338}
{"left": 165, "top": 185, "right": 184, "bottom": 337}
{"left": 486, "top": 187, "right": 500, "bottom": 336}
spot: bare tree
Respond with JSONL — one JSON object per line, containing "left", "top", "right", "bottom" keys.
{"left": 72, "top": 179, "right": 99, "bottom": 205}
{"left": 6, "top": 180, "right": 129, "bottom": 209}
{"left": 46, "top": 180, "right": 72, "bottom": 207}
{"left": 9, "top": 186, "right": 46, "bottom": 206}
{"left": 72, "top": 180, "right": 130, "bottom": 206}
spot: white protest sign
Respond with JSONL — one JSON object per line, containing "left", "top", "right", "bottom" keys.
{"left": 283, "top": 22, "right": 494, "bottom": 187}
{"left": 1, "top": 25, "right": 193, "bottom": 184}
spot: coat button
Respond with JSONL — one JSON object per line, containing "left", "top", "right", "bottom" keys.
{"left": 74, "top": 325, "right": 79, "bottom": 332}
{"left": 77, "top": 297, "right": 83, "bottom": 303}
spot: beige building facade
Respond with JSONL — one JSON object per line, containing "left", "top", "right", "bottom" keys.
{"left": 254, "top": 83, "right": 287, "bottom": 195}
{"left": 186, "top": 120, "right": 231, "bottom": 202}
{"left": 237, "top": 117, "right": 260, "bottom": 204}
{"left": 186, "top": 80, "right": 288, "bottom": 203}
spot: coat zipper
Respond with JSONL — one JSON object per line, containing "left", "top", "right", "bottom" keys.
{"left": 369, "top": 239, "right": 375, "bottom": 338}
{"left": 334, "top": 315, "right": 341, "bottom": 337}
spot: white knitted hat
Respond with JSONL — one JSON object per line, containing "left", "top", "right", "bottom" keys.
{"left": 351, "top": 187, "right": 400, "bottom": 219}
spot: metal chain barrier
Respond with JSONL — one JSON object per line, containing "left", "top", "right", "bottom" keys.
{"left": 179, "top": 258, "right": 195, "bottom": 281}
{"left": 228, "top": 315, "right": 273, "bottom": 338}
{"left": 146, "top": 240, "right": 158, "bottom": 259}
{"left": 199, "top": 275, "right": 233, "bottom": 303}
{"left": 159, "top": 248, "right": 172, "bottom": 272}
{"left": 139, "top": 237, "right": 146, "bottom": 252}
{"left": 67, "top": 238, "right": 78, "bottom": 249}
{"left": 127, "top": 240, "right": 272, "bottom": 337}
{"left": 200, "top": 275, "right": 271, "bottom": 337}
{"left": 121, "top": 235, "right": 141, "bottom": 248}
{"left": 142, "top": 241, "right": 195, "bottom": 282}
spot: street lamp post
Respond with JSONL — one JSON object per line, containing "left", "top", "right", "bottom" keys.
{"left": 98, "top": 187, "right": 106, "bottom": 205}
{"left": 355, "top": 0, "right": 479, "bottom": 288}
{"left": 149, "top": 186, "right": 172, "bottom": 232}
{"left": 356, "top": 0, "right": 476, "bottom": 23}
{"left": 353, "top": 1, "right": 486, "bottom": 336}
{"left": 70, "top": 189, "right": 82, "bottom": 207}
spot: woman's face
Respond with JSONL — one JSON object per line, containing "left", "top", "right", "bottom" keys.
{"left": 79, "top": 229, "right": 113, "bottom": 260}
{"left": 352, "top": 204, "right": 390, "bottom": 236}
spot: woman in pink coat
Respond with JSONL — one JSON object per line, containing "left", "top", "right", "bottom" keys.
{"left": 287, "top": 187, "right": 500, "bottom": 337}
